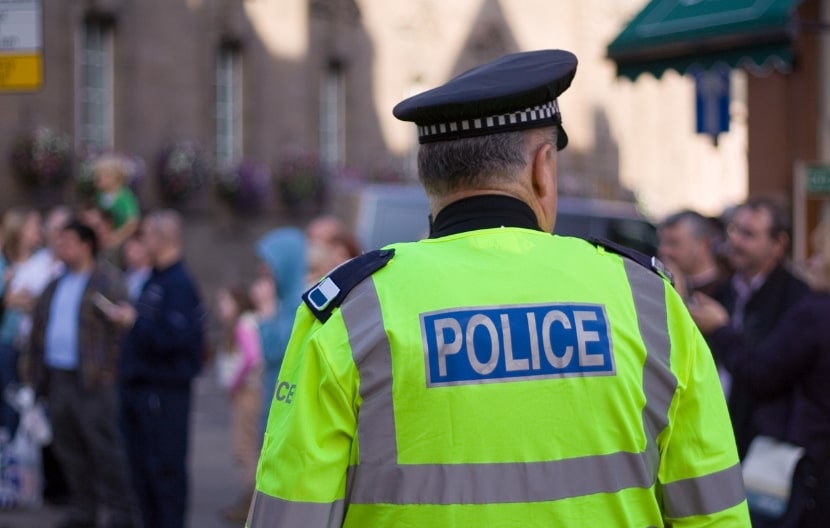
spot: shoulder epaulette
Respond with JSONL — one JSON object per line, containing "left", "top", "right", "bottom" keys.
{"left": 588, "top": 237, "right": 673, "bottom": 285}
{"left": 302, "top": 248, "right": 395, "bottom": 323}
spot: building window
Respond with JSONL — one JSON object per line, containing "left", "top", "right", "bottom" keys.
{"left": 79, "top": 18, "right": 114, "bottom": 148}
{"left": 216, "top": 43, "right": 242, "bottom": 168}
{"left": 320, "top": 61, "right": 345, "bottom": 169}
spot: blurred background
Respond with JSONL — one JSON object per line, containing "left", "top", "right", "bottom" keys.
{"left": 3, "top": 1, "right": 830, "bottom": 525}
{"left": 5, "top": 0, "right": 827, "bottom": 290}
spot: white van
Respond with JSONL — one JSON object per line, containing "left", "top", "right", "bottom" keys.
{"left": 333, "top": 183, "right": 431, "bottom": 250}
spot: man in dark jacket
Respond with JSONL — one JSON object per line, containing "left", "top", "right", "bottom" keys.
{"left": 114, "top": 210, "right": 205, "bottom": 528}
{"left": 715, "top": 197, "right": 810, "bottom": 461}
{"left": 27, "top": 220, "right": 136, "bottom": 528}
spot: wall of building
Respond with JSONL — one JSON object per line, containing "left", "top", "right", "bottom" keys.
{"left": 0, "top": 0, "right": 754, "bottom": 295}
{"left": 748, "top": 0, "right": 822, "bottom": 199}
{"left": 358, "top": 0, "right": 749, "bottom": 219}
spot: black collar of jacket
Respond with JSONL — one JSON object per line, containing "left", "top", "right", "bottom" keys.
{"left": 429, "top": 195, "right": 543, "bottom": 238}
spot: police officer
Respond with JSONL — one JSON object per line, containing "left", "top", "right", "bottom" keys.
{"left": 247, "top": 49, "right": 750, "bottom": 527}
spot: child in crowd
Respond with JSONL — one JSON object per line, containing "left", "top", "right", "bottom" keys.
{"left": 214, "top": 285, "right": 262, "bottom": 523}
{"left": 94, "top": 152, "right": 140, "bottom": 249}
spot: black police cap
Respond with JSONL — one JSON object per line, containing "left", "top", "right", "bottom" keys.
{"left": 393, "top": 49, "right": 577, "bottom": 150}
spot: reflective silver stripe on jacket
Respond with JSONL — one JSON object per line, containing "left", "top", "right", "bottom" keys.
{"left": 341, "top": 280, "right": 398, "bottom": 466}
{"left": 346, "top": 451, "right": 654, "bottom": 504}
{"left": 661, "top": 463, "right": 745, "bottom": 517}
{"left": 246, "top": 493, "right": 344, "bottom": 528}
{"left": 623, "top": 258, "right": 675, "bottom": 476}
{"left": 623, "top": 258, "right": 744, "bottom": 517}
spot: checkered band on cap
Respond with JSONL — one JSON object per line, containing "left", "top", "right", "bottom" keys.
{"left": 416, "top": 100, "right": 561, "bottom": 143}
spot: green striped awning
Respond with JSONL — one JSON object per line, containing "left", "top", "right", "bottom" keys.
{"left": 607, "top": 0, "right": 802, "bottom": 80}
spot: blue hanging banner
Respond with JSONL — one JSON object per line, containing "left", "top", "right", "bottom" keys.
{"left": 693, "top": 68, "right": 730, "bottom": 145}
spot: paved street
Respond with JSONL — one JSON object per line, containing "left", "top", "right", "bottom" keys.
{"left": 1, "top": 371, "right": 246, "bottom": 528}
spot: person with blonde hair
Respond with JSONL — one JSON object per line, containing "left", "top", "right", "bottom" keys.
{"left": 94, "top": 152, "right": 141, "bottom": 249}
{"left": 0, "top": 207, "right": 42, "bottom": 435}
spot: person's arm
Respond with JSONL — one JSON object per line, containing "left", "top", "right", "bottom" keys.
{"left": 707, "top": 300, "right": 819, "bottom": 397}
{"left": 110, "top": 217, "right": 139, "bottom": 248}
{"left": 94, "top": 268, "right": 130, "bottom": 374}
{"left": 99, "top": 267, "right": 140, "bottom": 328}
{"left": 108, "top": 188, "right": 141, "bottom": 247}
{"left": 4, "top": 288, "right": 34, "bottom": 312}
{"left": 658, "top": 297, "right": 750, "bottom": 527}
{"left": 100, "top": 264, "right": 129, "bottom": 306}
{"left": 248, "top": 306, "right": 355, "bottom": 527}
{"left": 21, "top": 286, "right": 52, "bottom": 395}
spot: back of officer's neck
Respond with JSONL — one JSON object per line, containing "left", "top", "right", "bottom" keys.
{"left": 430, "top": 186, "right": 535, "bottom": 222}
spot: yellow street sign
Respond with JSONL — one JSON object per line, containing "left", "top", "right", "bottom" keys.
{"left": 0, "top": 0, "right": 42, "bottom": 91}
{"left": 0, "top": 53, "right": 41, "bottom": 89}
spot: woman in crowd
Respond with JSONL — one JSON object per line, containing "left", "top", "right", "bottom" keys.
{"left": 0, "top": 207, "right": 42, "bottom": 436}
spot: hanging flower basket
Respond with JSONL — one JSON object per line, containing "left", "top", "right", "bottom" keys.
{"left": 74, "top": 147, "right": 99, "bottom": 199}
{"left": 9, "top": 127, "right": 73, "bottom": 188}
{"left": 215, "top": 160, "right": 271, "bottom": 214}
{"left": 156, "top": 140, "right": 208, "bottom": 202}
{"left": 275, "top": 152, "right": 327, "bottom": 212}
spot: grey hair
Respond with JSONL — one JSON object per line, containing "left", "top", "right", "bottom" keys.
{"left": 417, "top": 126, "right": 557, "bottom": 196}
{"left": 145, "top": 209, "right": 183, "bottom": 245}
{"left": 659, "top": 210, "right": 717, "bottom": 242}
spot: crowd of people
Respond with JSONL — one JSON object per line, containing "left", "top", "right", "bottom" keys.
{"left": 0, "top": 148, "right": 206, "bottom": 528}
{"left": 2, "top": 141, "right": 829, "bottom": 528}
{"left": 657, "top": 198, "right": 830, "bottom": 527}
{"left": 213, "top": 215, "right": 360, "bottom": 523}
{"left": 0, "top": 150, "right": 361, "bottom": 527}
{"left": 1, "top": 116, "right": 828, "bottom": 528}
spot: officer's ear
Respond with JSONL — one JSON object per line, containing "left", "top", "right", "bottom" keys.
{"left": 530, "top": 141, "right": 557, "bottom": 201}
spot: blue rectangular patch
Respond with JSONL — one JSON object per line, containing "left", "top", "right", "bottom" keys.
{"left": 421, "top": 303, "right": 614, "bottom": 387}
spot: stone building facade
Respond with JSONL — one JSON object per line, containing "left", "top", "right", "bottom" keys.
{"left": 0, "top": 0, "right": 749, "bottom": 289}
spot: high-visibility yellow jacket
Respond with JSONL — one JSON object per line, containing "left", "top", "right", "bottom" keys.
{"left": 248, "top": 228, "right": 750, "bottom": 527}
